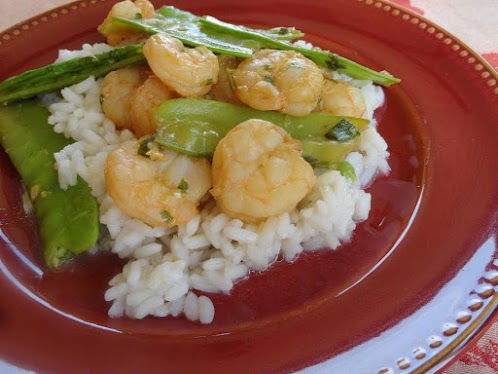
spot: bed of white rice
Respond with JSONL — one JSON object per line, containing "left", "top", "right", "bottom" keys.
{"left": 44, "top": 43, "right": 389, "bottom": 324}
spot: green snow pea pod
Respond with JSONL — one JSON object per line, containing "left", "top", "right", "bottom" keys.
{"left": 153, "top": 98, "right": 368, "bottom": 166}
{"left": 0, "top": 101, "right": 99, "bottom": 268}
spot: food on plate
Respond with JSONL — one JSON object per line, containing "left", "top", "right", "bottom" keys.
{"left": 232, "top": 49, "right": 324, "bottom": 115}
{"left": 98, "top": 0, "right": 155, "bottom": 46}
{"left": 105, "top": 140, "right": 212, "bottom": 227}
{"left": 210, "top": 119, "right": 316, "bottom": 222}
{"left": 129, "top": 73, "right": 178, "bottom": 137}
{"left": 143, "top": 34, "right": 219, "bottom": 97}
{"left": 100, "top": 65, "right": 149, "bottom": 130}
{"left": 0, "top": 0, "right": 394, "bottom": 323}
{"left": 152, "top": 98, "right": 371, "bottom": 162}
{"left": 0, "top": 102, "right": 99, "bottom": 267}
{"left": 318, "top": 79, "right": 367, "bottom": 118}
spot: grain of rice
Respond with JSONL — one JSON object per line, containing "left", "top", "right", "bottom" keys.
{"left": 169, "top": 296, "right": 186, "bottom": 317}
{"left": 223, "top": 225, "right": 258, "bottom": 244}
{"left": 152, "top": 304, "right": 170, "bottom": 318}
{"left": 184, "top": 292, "right": 200, "bottom": 322}
{"left": 108, "top": 297, "right": 125, "bottom": 318}
{"left": 104, "top": 283, "right": 128, "bottom": 302}
{"left": 134, "top": 295, "right": 164, "bottom": 319}
{"left": 198, "top": 296, "right": 215, "bottom": 324}
{"left": 181, "top": 234, "right": 211, "bottom": 250}
{"left": 134, "top": 242, "right": 163, "bottom": 258}
{"left": 61, "top": 87, "right": 84, "bottom": 106}
{"left": 126, "top": 289, "right": 152, "bottom": 307}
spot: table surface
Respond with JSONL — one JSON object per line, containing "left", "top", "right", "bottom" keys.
{"left": 0, "top": 1, "right": 496, "bottom": 373}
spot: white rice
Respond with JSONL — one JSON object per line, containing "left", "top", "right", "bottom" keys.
{"left": 45, "top": 44, "right": 390, "bottom": 324}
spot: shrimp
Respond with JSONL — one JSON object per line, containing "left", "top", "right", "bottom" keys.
{"left": 100, "top": 66, "right": 148, "bottom": 131}
{"left": 97, "top": 0, "right": 155, "bottom": 46}
{"left": 232, "top": 49, "right": 324, "bottom": 116}
{"left": 317, "top": 80, "right": 367, "bottom": 118}
{"left": 143, "top": 34, "right": 219, "bottom": 98}
{"left": 105, "top": 140, "right": 212, "bottom": 227}
{"left": 210, "top": 119, "right": 316, "bottom": 223}
{"left": 130, "top": 74, "right": 178, "bottom": 137}
{"left": 206, "top": 55, "right": 244, "bottom": 105}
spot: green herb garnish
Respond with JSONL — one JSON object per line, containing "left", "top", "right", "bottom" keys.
{"left": 178, "top": 178, "right": 189, "bottom": 193}
{"left": 336, "top": 161, "right": 356, "bottom": 181}
{"left": 161, "top": 210, "right": 174, "bottom": 223}
{"left": 264, "top": 75, "right": 275, "bottom": 85}
{"left": 326, "top": 119, "right": 360, "bottom": 142}
{"left": 138, "top": 135, "right": 156, "bottom": 158}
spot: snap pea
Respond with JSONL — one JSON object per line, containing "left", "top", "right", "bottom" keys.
{"left": 0, "top": 101, "right": 99, "bottom": 268}
{"left": 153, "top": 98, "right": 367, "bottom": 166}
{"left": 156, "top": 6, "right": 304, "bottom": 41}
{"left": 300, "top": 138, "right": 360, "bottom": 168}
{"left": 0, "top": 5, "right": 399, "bottom": 104}
{"left": 114, "top": 6, "right": 400, "bottom": 86}
{"left": 113, "top": 6, "right": 304, "bottom": 58}
{"left": 199, "top": 15, "right": 400, "bottom": 86}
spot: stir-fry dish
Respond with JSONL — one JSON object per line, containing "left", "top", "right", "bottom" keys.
{"left": 0, "top": 0, "right": 397, "bottom": 323}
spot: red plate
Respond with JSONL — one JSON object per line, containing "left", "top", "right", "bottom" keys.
{"left": 0, "top": 0, "right": 497, "bottom": 373}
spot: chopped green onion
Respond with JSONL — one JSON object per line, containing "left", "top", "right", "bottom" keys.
{"left": 178, "top": 178, "right": 189, "bottom": 193}
{"left": 336, "top": 161, "right": 356, "bottom": 181}
{"left": 326, "top": 119, "right": 360, "bottom": 142}
{"left": 161, "top": 210, "right": 174, "bottom": 223}
{"left": 138, "top": 135, "right": 155, "bottom": 158}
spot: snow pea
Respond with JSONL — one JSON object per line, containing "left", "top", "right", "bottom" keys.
{"left": 0, "top": 101, "right": 99, "bottom": 268}
{"left": 153, "top": 98, "right": 368, "bottom": 167}
{"left": 115, "top": 6, "right": 400, "bottom": 86}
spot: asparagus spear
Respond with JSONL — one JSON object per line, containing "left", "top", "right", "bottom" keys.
{"left": 0, "top": 44, "right": 145, "bottom": 104}
{"left": 0, "top": 101, "right": 99, "bottom": 267}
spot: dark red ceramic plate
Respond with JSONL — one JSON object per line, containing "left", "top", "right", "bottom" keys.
{"left": 0, "top": 0, "right": 497, "bottom": 373}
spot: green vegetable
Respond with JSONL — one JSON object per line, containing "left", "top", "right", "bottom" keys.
{"left": 199, "top": 15, "right": 400, "bottom": 86}
{"left": 114, "top": 6, "right": 399, "bottom": 86}
{"left": 0, "top": 44, "right": 146, "bottom": 104}
{"left": 157, "top": 5, "right": 305, "bottom": 41}
{"left": 300, "top": 139, "right": 360, "bottom": 168}
{"left": 178, "top": 178, "right": 189, "bottom": 193}
{"left": 0, "top": 5, "right": 399, "bottom": 104}
{"left": 113, "top": 8, "right": 259, "bottom": 58}
{"left": 336, "top": 161, "right": 356, "bottom": 181}
{"left": 137, "top": 134, "right": 156, "bottom": 158}
{"left": 112, "top": 6, "right": 304, "bottom": 58}
{"left": 0, "top": 101, "right": 99, "bottom": 267}
{"left": 326, "top": 119, "right": 361, "bottom": 142}
{"left": 161, "top": 210, "right": 173, "bottom": 223}
{"left": 153, "top": 98, "right": 368, "bottom": 166}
